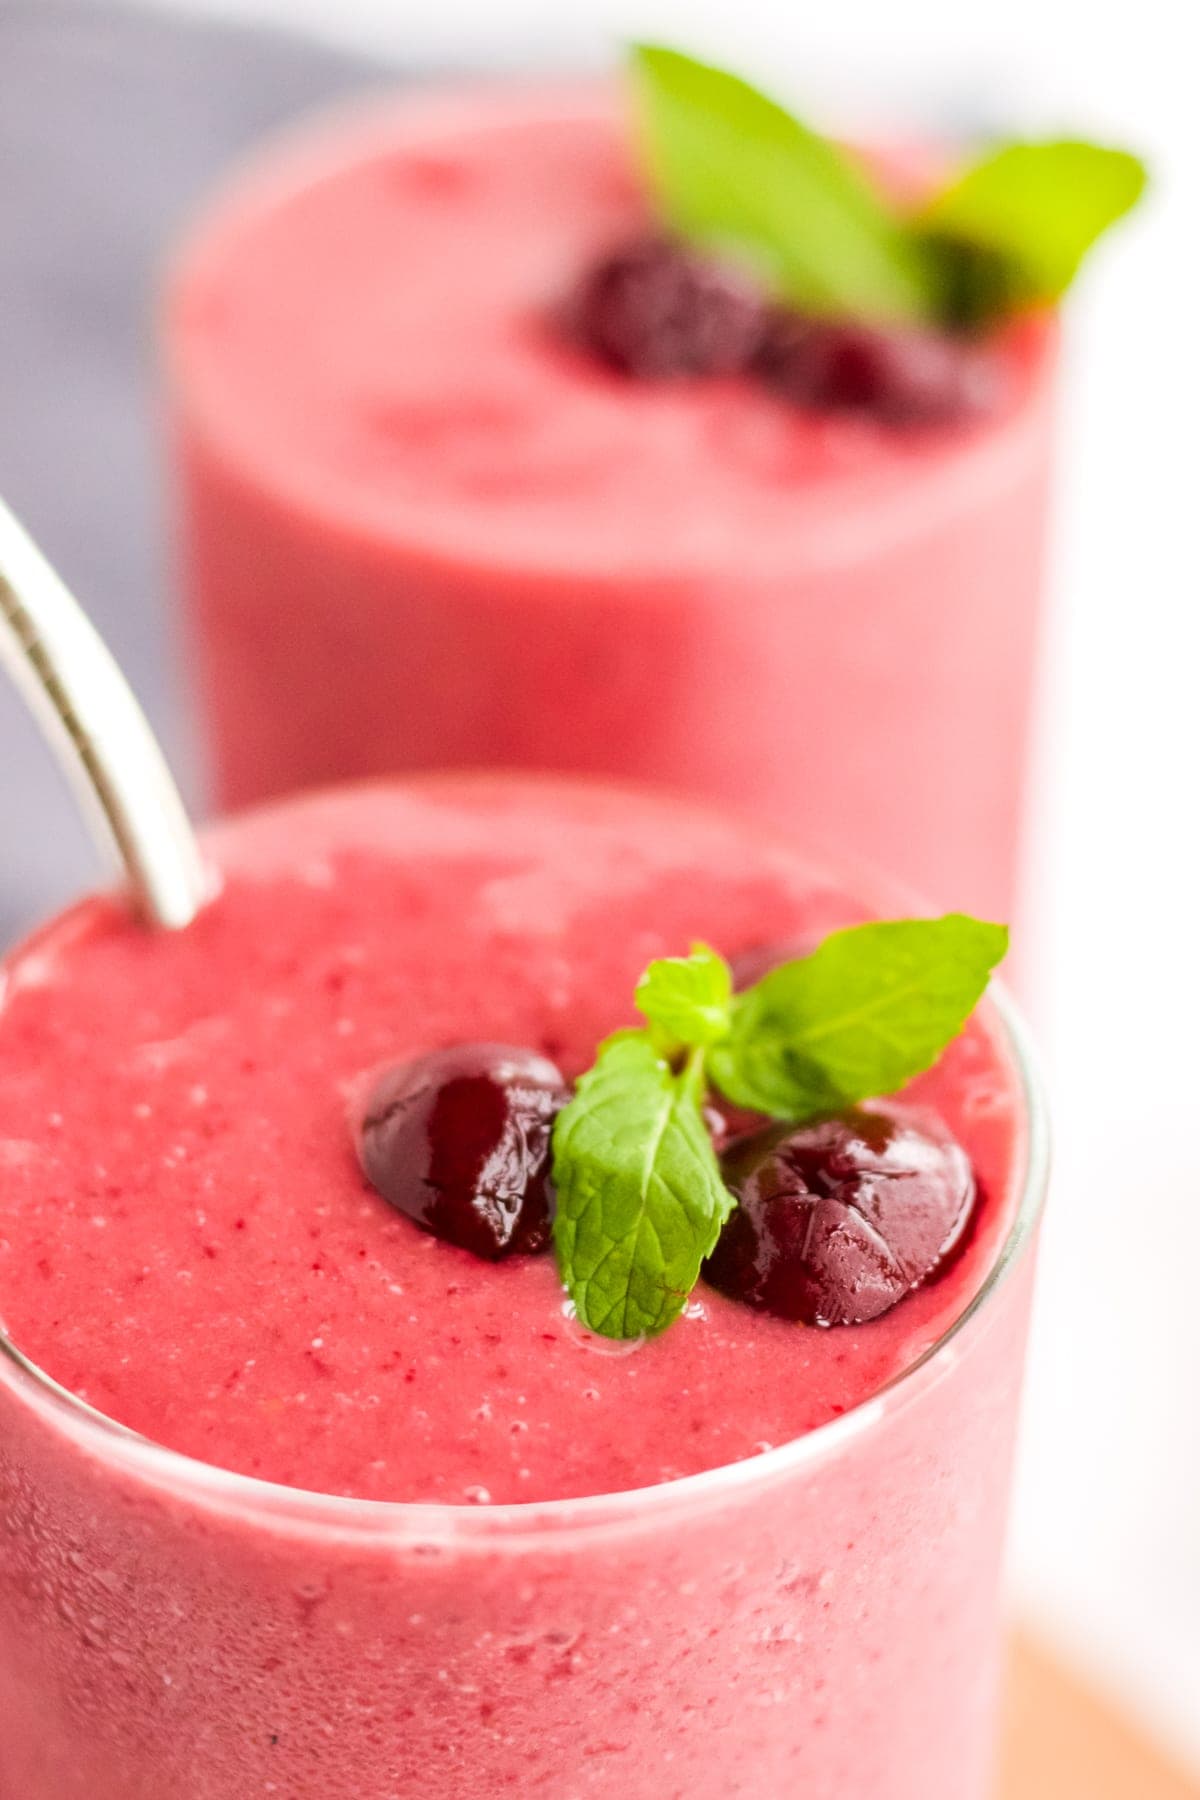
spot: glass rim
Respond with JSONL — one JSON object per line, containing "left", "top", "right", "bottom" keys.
{"left": 0, "top": 982, "right": 1049, "bottom": 1547}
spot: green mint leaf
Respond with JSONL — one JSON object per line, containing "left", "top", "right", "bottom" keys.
{"left": 911, "top": 231, "right": 1033, "bottom": 332}
{"left": 921, "top": 139, "right": 1148, "bottom": 308}
{"left": 708, "top": 914, "right": 1008, "bottom": 1119}
{"left": 552, "top": 1031, "right": 734, "bottom": 1340}
{"left": 635, "top": 941, "right": 733, "bottom": 1049}
{"left": 630, "top": 43, "right": 932, "bottom": 322}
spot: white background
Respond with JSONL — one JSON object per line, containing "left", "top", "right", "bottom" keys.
{"left": 125, "top": 0, "right": 1200, "bottom": 1769}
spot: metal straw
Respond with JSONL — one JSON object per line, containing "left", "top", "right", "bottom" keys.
{"left": 0, "top": 498, "right": 208, "bottom": 930}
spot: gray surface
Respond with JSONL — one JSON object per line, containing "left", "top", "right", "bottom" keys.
{"left": 0, "top": 0, "right": 382, "bottom": 943}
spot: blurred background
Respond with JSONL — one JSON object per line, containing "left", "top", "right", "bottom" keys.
{"left": 0, "top": 0, "right": 1195, "bottom": 1788}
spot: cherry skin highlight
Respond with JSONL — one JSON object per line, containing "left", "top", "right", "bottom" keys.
{"left": 704, "top": 1102, "right": 976, "bottom": 1326}
{"left": 356, "top": 1044, "right": 569, "bottom": 1260}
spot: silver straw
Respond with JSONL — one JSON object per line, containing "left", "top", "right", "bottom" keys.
{"left": 0, "top": 498, "right": 208, "bottom": 930}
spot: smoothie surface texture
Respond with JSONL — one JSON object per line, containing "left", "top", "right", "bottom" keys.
{"left": 0, "top": 779, "right": 1024, "bottom": 1503}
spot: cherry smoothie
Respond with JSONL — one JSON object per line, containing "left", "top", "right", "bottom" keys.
{"left": 164, "top": 89, "right": 1056, "bottom": 921}
{"left": 0, "top": 778, "right": 1043, "bottom": 1799}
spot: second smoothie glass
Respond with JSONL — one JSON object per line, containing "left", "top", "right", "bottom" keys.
{"left": 164, "top": 89, "right": 1056, "bottom": 923}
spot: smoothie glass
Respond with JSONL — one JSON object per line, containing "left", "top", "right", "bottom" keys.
{"left": 164, "top": 89, "right": 1056, "bottom": 923}
{"left": 0, "top": 987, "right": 1047, "bottom": 1800}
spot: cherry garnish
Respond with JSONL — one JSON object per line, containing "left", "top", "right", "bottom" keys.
{"left": 703, "top": 1103, "right": 975, "bottom": 1326}
{"left": 570, "top": 233, "right": 765, "bottom": 379}
{"left": 569, "top": 237, "right": 1004, "bottom": 424}
{"left": 755, "top": 310, "right": 1001, "bottom": 425}
{"left": 356, "top": 1046, "right": 569, "bottom": 1260}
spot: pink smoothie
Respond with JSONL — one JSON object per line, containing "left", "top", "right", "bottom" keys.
{"left": 165, "top": 88, "right": 1057, "bottom": 922}
{"left": 0, "top": 779, "right": 1043, "bottom": 1799}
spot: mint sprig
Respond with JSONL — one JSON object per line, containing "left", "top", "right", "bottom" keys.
{"left": 918, "top": 140, "right": 1147, "bottom": 308}
{"left": 553, "top": 915, "right": 1007, "bottom": 1339}
{"left": 630, "top": 44, "right": 1146, "bottom": 330}
{"left": 630, "top": 43, "right": 931, "bottom": 322}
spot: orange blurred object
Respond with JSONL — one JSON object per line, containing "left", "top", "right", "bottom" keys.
{"left": 999, "top": 1634, "right": 1199, "bottom": 1798}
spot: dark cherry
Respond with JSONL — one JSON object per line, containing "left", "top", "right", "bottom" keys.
{"left": 570, "top": 233, "right": 765, "bottom": 379}
{"left": 356, "top": 1045, "right": 569, "bottom": 1260}
{"left": 704, "top": 1103, "right": 975, "bottom": 1326}
{"left": 756, "top": 309, "right": 1002, "bottom": 425}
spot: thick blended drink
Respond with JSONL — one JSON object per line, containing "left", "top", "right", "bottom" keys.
{"left": 0, "top": 777, "right": 1044, "bottom": 1798}
{"left": 165, "top": 81, "right": 1058, "bottom": 921}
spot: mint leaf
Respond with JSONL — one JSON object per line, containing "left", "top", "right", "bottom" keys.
{"left": 635, "top": 941, "right": 733, "bottom": 1049}
{"left": 553, "top": 914, "right": 1006, "bottom": 1339}
{"left": 630, "top": 43, "right": 932, "bottom": 322}
{"left": 552, "top": 1032, "right": 734, "bottom": 1339}
{"left": 914, "top": 233, "right": 1030, "bottom": 333}
{"left": 921, "top": 140, "right": 1147, "bottom": 306}
{"left": 709, "top": 915, "right": 1007, "bottom": 1119}
{"left": 628, "top": 46, "right": 1146, "bottom": 330}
